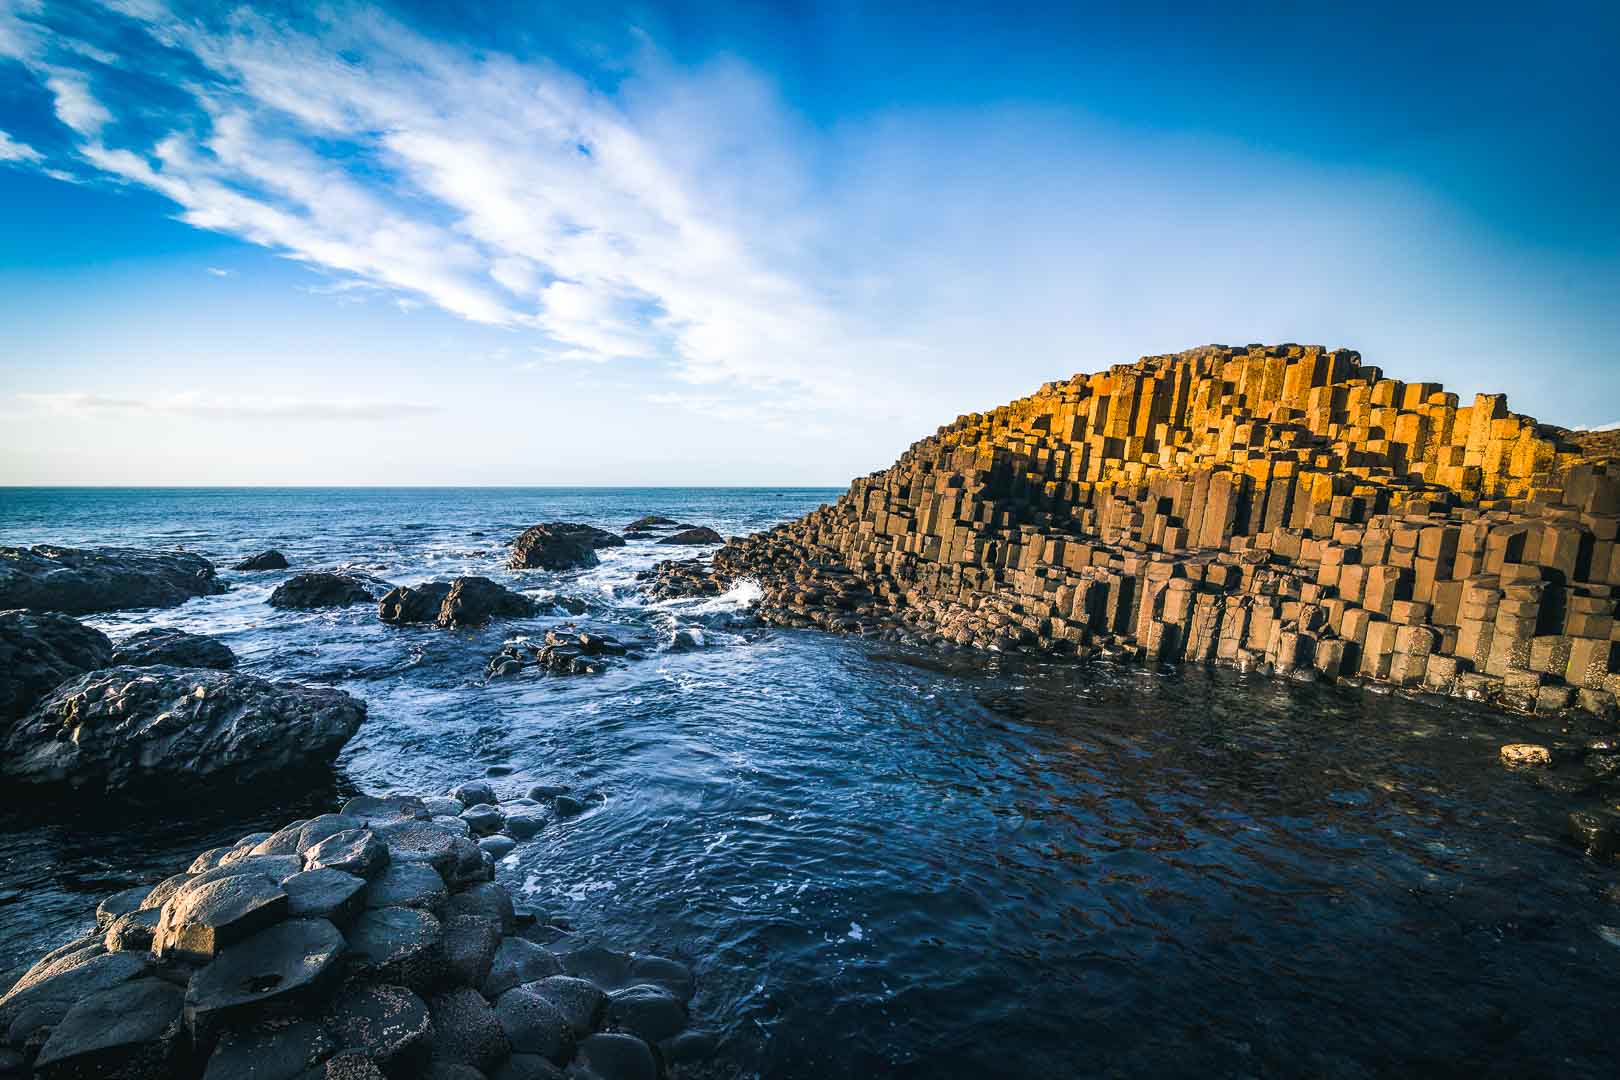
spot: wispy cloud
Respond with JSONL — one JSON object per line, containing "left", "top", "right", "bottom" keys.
{"left": 17, "top": 391, "right": 444, "bottom": 421}
{"left": 0, "top": 129, "right": 42, "bottom": 163}
{"left": 206, "top": 266, "right": 234, "bottom": 277}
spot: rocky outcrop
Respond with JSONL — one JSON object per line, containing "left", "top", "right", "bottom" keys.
{"left": 0, "top": 609, "right": 112, "bottom": 722}
{"left": 110, "top": 628, "right": 236, "bottom": 670}
{"left": 648, "top": 343, "right": 1620, "bottom": 719}
{"left": 507, "top": 524, "right": 624, "bottom": 571}
{"left": 0, "top": 786, "right": 709, "bottom": 1078}
{"left": 657, "top": 526, "right": 724, "bottom": 546}
{"left": 233, "top": 550, "right": 288, "bottom": 571}
{"left": 0, "top": 545, "right": 224, "bottom": 615}
{"left": 623, "top": 516, "right": 678, "bottom": 536}
{"left": 269, "top": 572, "right": 393, "bottom": 609}
{"left": 486, "top": 631, "right": 630, "bottom": 678}
{"left": 378, "top": 577, "right": 537, "bottom": 629}
{"left": 0, "top": 667, "right": 366, "bottom": 798}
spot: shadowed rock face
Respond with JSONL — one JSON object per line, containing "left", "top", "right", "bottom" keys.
{"left": 0, "top": 609, "right": 112, "bottom": 722}
{"left": 0, "top": 545, "right": 225, "bottom": 615}
{"left": 110, "top": 627, "right": 236, "bottom": 671}
{"left": 269, "top": 572, "right": 394, "bottom": 609}
{"left": 233, "top": 550, "right": 289, "bottom": 571}
{"left": 377, "top": 577, "right": 536, "bottom": 629}
{"left": 656, "top": 526, "right": 723, "bottom": 546}
{"left": 0, "top": 666, "right": 366, "bottom": 799}
{"left": 507, "top": 524, "right": 624, "bottom": 571}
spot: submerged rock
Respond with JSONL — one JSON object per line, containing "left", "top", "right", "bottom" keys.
{"left": 269, "top": 571, "right": 393, "bottom": 609}
{"left": 507, "top": 524, "right": 624, "bottom": 571}
{"left": 0, "top": 609, "right": 112, "bottom": 722}
{"left": 622, "top": 516, "right": 677, "bottom": 534}
{"left": 486, "top": 631, "right": 629, "bottom": 679}
{"left": 657, "top": 526, "right": 724, "bottom": 546}
{"left": 233, "top": 550, "right": 289, "bottom": 571}
{"left": 0, "top": 667, "right": 366, "bottom": 799}
{"left": 0, "top": 545, "right": 225, "bottom": 615}
{"left": 110, "top": 627, "right": 236, "bottom": 670}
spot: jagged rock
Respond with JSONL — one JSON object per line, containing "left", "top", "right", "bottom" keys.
{"left": 153, "top": 872, "right": 289, "bottom": 963}
{"left": 0, "top": 609, "right": 112, "bottom": 722}
{"left": 521, "top": 977, "right": 605, "bottom": 1038}
{"left": 347, "top": 908, "right": 445, "bottom": 992}
{"left": 203, "top": 1019, "right": 335, "bottom": 1080}
{"left": 268, "top": 571, "right": 392, "bottom": 609}
{"left": 110, "top": 627, "right": 236, "bottom": 670}
{"left": 234, "top": 550, "right": 290, "bottom": 571}
{"left": 0, "top": 667, "right": 365, "bottom": 797}
{"left": 657, "top": 527, "right": 724, "bottom": 546}
{"left": 0, "top": 545, "right": 224, "bottom": 615}
{"left": 104, "top": 908, "right": 161, "bottom": 953}
{"left": 282, "top": 868, "right": 368, "bottom": 923}
{"left": 427, "top": 987, "right": 509, "bottom": 1072}
{"left": 508, "top": 523, "right": 624, "bottom": 571}
{"left": 304, "top": 830, "right": 390, "bottom": 879}
{"left": 322, "top": 982, "right": 432, "bottom": 1073}
{"left": 364, "top": 862, "right": 449, "bottom": 914}
{"left": 494, "top": 986, "right": 573, "bottom": 1062}
{"left": 486, "top": 631, "right": 629, "bottom": 678}
{"left": 573, "top": 1032, "right": 658, "bottom": 1080}
{"left": 623, "top": 516, "right": 678, "bottom": 533}
{"left": 437, "top": 577, "right": 538, "bottom": 628}
{"left": 482, "top": 937, "right": 562, "bottom": 999}
{"left": 377, "top": 582, "right": 452, "bottom": 625}
{"left": 32, "top": 977, "right": 184, "bottom": 1078}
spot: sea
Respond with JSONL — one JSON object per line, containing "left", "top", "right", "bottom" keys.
{"left": 2, "top": 486, "right": 1618, "bottom": 1077}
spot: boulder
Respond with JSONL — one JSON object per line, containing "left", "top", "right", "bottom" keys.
{"left": 104, "top": 908, "right": 162, "bottom": 953}
{"left": 0, "top": 667, "right": 366, "bottom": 798}
{"left": 606, "top": 984, "right": 687, "bottom": 1043}
{"left": 623, "top": 516, "right": 677, "bottom": 533}
{"left": 304, "top": 830, "right": 390, "bottom": 879}
{"left": 364, "top": 862, "right": 449, "bottom": 914}
{"left": 377, "top": 582, "right": 453, "bottom": 625}
{"left": 494, "top": 986, "right": 573, "bottom": 1062}
{"left": 427, "top": 987, "right": 510, "bottom": 1072}
{"left": 449, "top": 781, "right": 497, "bottom": 808}
{"left": 486, "top": 631, "right": 629, "bottom": 679}
{"left": 0, "top": 545, "right": 224, "bottom": 615}
{"left": 281, "top": 868, "right": 367, "bottom": 924}
{"left": 184, "top": 918, "right": 346, "bottom": 1032}
{"left": 269, "top": 572, "right": 392, "bottom": 609}
{"left": 445, "top": 882, "right": 515, "bottom": 935}
{"left": 508, "top": 524, "right": 624, "bottom": 571}
{"left": 482, "top": 937, "right": 562, "bottom": 999}
{"left": 0, "top": 609, "right": 112, "bottom": 722}
{"left": 573, "top": 1032, "right": 658, "bottom": 1080}
{"left": 441, "top": 915, "right": 502, "bottom": 990}
{"left": 32, "top": 977, "right": 184, "bottom": 1079}
{"left": 153, "top": 872, "right": 289, "bottom": 963}
{"left": 233, "top": 550, "right": 289, "bottom": 571}
{"left": 0, "top": 949, "right": 150, "bottom": 1033}
{"left": 203, "top": 1019, "right": 335, "bottom": 1080}
{"left": 437, "top": 577, "right": 538, "bottom": 628}
{"left": 110, "top": 627, "right": 236, "bottom": 670}
{"left": 521, "top": 976, "right": 605, "bottom": 1038}
{"left": 321, "top": 982, "right": 432, "bottom": 1073}
{"left": 346, "top": 908, "right": 445, "bottom": 993}
{"left": 657, "top": 526, "right": 724, "bottom": 546}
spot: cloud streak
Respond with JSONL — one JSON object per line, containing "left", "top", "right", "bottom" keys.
{"left": 17, "top": 391, "right": 444, "bottom": 421}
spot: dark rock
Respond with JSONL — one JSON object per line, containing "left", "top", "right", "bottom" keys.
{"left": 437, "top": 577, "right": 537, "bottom": 628}
{"left": 303, "top": 830, "right": 390, "bottom": 880}
{"left": 0, "top": 610, "right": 112, "bottom": 722}
{"left": 32, "top": 977, "right": 184, "bottom": 1078}
{"left": 322, "top": 982, "right": 432, "bottom": 1072}
{"left": 427, "top": 987, "right": 509, "bottom": 1071}
{"left": 365, "top": 862, "right": 449, "bottom": 914}
{"left": 185, "top": 918, "right": 345, "bottom": 1033}
{"left": 623, "top": 516, "right": 677, "bottom": 532}
{"left": 479, "top": 835, "right": 518, "bottom": 860}
{"left": 283, "top": 868, "right": 368, "bottom": 924}
{"left": 573, "top": 1032, "right": 658, "bottom": 1080}
{"left": 561, "top": 947, "right": 631, "bottom": 989}
{"left": 441, "top": 915, "right": 501, "bottom": 990}
{"left": 422, "top": 795, "right": 464, "bottom": 817}
{"left": 461, "top": 803, "right": 505, "bottom": 835}
{"left": 493, "top": 1053, "right": 567, "bottom": 1080}
{"left": 233, "top": 550, "right": 289, "bottom": 571}
{"left": 0, "top": 545, "right": 224, "bottom": 615}
{"left": 607, "top": 984, "right": 687, "bottom": 1043}
{"left": 526, "top": 783, "right": 568, "bottom": 801}
{"left": 153, "top": 872, "right": 289, "bottom": 963}
{"left": 422, "top": 1064, "right": 486, "bottom": 1080}
{"left": 0, "top": 667, "right": 365, "bottom": 798}
{"left": 110, "top": 627, "right": 236, "bottom": 670}
{"left": 203, "top": 1018, "right": 334, "bottom": 1080}
{"left": 522, "top": 977, "right": 605, "bottom": 1038}
{"left": 269, "top": 572, "right": 392, "bottom": 609}
{"left": 482, "top": 937, "right": 562, "bottom": 999}
{"left": 346, "top": 908, "right": 445, "bottom": 993}
{"left": 296, "top": 1049, "right": 387, "bottom": 1080}
{"left": 657, "top": 526, "right": 724, "bottom": 546}
{"left": 218, "top": 851, "right": 303, "bottom": 879}
{"left": 341, "top": 795, "right": 429, "bottom": 825}
{"left": 553, "top": 795, "right": 586, "bottom": 818}
{"left": 508, "top": 523, "right": 624, "bottom": 571}
{"left": 494, "top": 986, "right": 573, "bottom": 1062}
{"left": 1569, "top": 809, "right": 1620, "bottom": 859}
{"left": 377, "top": 581, "right": 453, "bottom": 626}
{"left": 486, "top": 630, "right": 628, "bottom": 679}
{"left": 450, "top": 781, "right": 497, "bottom": 808}
{"left": 485, "top": 764, "right": 515, "bottom": 777}
{"left": 372, "top": 820, "right": 465, "bottom": 878}
{"left": 104, "top": 908, "right": 161, "bottom": 953}
{"left": 626, "top": 956, "right": 694, "bottom": 1003}
{"left": 0, "top": 950, "right": 150, "bottom": 1033}
{"left": 660, "top": 1028, "right": 717, "bottom": 1066}
{"left": 445, "top": 883, "right": 516, "bottom": 935}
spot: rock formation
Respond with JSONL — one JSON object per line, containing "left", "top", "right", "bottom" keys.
{"left": 110, "top": 627, "right": 237, "bottom": 670}
{"left": 233, "top": 549, "right": 289, "bottom": 571}
{"left": 0, "top": 609, "right": 112, "bottom": 722}
{"left": 657, "top": 526, "right": 724, "bottom": 546}
{"left": 0, "top": 545, "right": 224, "bottom": 615}
{"left": 269, "top": 572, "right": 394, "bottom": 609}
{"left": 508, "top": 523, "right": 624, "bottom": 571}
{"left": 1, "top": 667, "right": 366, "bottom": 798}
{"left": 486, "top": 631, "right": 630, "bottom": 678}
{"left": 648, "top": 344, "right": 1620, "bottom": 717}
{"left": 377, "top": 577, "right": 537, "bottom": 629}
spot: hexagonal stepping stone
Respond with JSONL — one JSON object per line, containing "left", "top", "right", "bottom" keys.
{"left": 460, "top": 803, "right": 505, "bottom": 835}
{"left": 203, "top": 1018, "right": 335, "bottom": 1080}
{"left": 427, "top": 987, "right": 509, "bottom": 1071}
{"left": 95, "top": 885, "right": 151, "bottom": 929}
{"left": 431, "top": 814, "right": 473, "bottom": 837}
{"left": 341, "top": 794, "right": 428, "bottom": 825}
{"left": 0, "top": 950, "right": 150, "bottom": 1034}
{"left": 153, "top": 873, "right": 288, "bottom": 963}
{"left": 365, "top": 862, "right": 448, "bottom": 914}
{"left": 482, "top": 936, "right": 563, "bottom": 999}
{"left": 494, "top": 985, "right": 573, "bottom": 1062}
{"left": 248, "top": 821, "right": 310, "bottom": 857}
{"left": 442, "top": 915, "right": 501, "bottom": 990}
{"left": 346, "top": 907, "right": 445, "bottom": 993}
{"left": 606, "top": 984, "right": 687, "bottom": 1042}
{"left": 283, "top": 868, "right": 368, "bottom": 924}
{"left": 211, "top": 853, "right": 304, "bottom": 882}
{"left": 372, "top": 820, "right": 460, "bottom": 874}
{"left": 137, "top": 873, "right": 195, "bottom": 911}
{"left": 305, "top": 829, "right": 390, "bottom": 879}
{"left": 33, "top": 977, "right": 184, "bottom": 1077}
{"left": 521, "top": 976, "right": 605, "bottom": 1038}
{"left": 322, "top": 982, "right": 431, "bottom": 1072}
{"left": 184, "top": 918, "right": 345, "bottom": 1033}
{"left": 445, "top": 883, "right": 516, "bottom": 934}
{"left": 574, "top": 1032, "right": 657, "bottom": 1080}
{"left": 421, "top": 796, "right": 463, "bottom": 816}
{"left": 189, "top": 846, "right": 234, "bottom": 873}
{"left": 295, "top": 814, "right": 365, "bottom": 853}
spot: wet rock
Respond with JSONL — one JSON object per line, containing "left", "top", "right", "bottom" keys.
{"left": 1500, "top": 743, "right": 1553, "bottom": 768}
{"left": 297, "top": 1049, "right": 387, "bottom": 1080}
{"left": 233, "top": 550, "right": 289, "bottom": 571}
{"left": 153, "top": 872, "right": 289, "bottom": 963}
{"left": 461, "top": 803, "right": 505, "bottom": 835}
{"left": 342, "top": 795, "right": 429, "bottom": 825}
{"left": 322, "top": 982, "right": 432, "bottom": 1073}
{"left": 0, "top": 545, "right": 224, "bottom": 615}
{"left": 373, "top": 820, "right": 473, "bottom": 881}
{"left": 0, "top": 609, "right": 112, "bottom": 722}
{"left": 623, "top": 516, "right": 678, "bottom": 533}
{"left": 503, "top": 809, "right": 549, "bottom": 842}
{"left": 561, "top": 947, "right": 631, "bottom": 989}
{"left": 657, "top": 526, "right": 724, "bottom": 546}
{"left": 479, "top": 835, "right": 518, "bottom": 860}
{"left": 423, "top": 1064, "right": 486, "bottom": 1080}
{"left": 488, "top": 630, "right": 629, "bottom": 679}
{"left": 508, "top": 523, "right": 624, "bottom": 571}
{"left": 423, "top": 796, "right": 464, "bottom": 817}
{"left": 185, "top": 918, "right": 345, "bottom": 1033}
{"left": 493, "top": 1053, "right": 567, "bottom": 1079}
{"left": 450, "top": 781, "right": 497, "bottom": 808}
{"left": 377, "top": 581, "right": 452, "bottom": 626}
{"left": 427, "top": 987, "right": 509, "bottom": 1072}
{"left": 526, "top": 783, "right": 568, "bottom": 801}
{"left": 347, "top": 908, "right": 445, "bottom": 993}
{"left": 485, "top": 765, "right": 515, "bottom": 777}
{"left": 297, "top": 814, "right": 368, "bottom": 851}
{"left": 269, "top": 572, "right": 393, "bottom": 609}
{"left": 607, "top": 984, "right": 687, "bottom": 1043}
{"left": 483, "top": 937, "right": 563, "bottom": 999}
{"left": 1570, "top": 809, "right": 1620, "bottom": 860}
{"left": 203, "top": 1019, "right": 334, "bottom": 1080}
{"left": 438, "top": 577, "right": 538, "bottom": 628}
{"left": 626, "top": 956, "right": 695, "bottom": 1003}
{"left": 104, "top": 908, "right": 162, "bottom": 953}
{"left": 494, "top": 985, "right": 573, "bottom": 1062}
{"left": 660, "top": 1028, "right": 717, "bottom": 1066}
{"left": 522, "top": 977, "right": 605, "bottom": 1038}
{"left": 283, "top": 868, "right": 368, "bottom": 924}
{"left": 442, "top": 915, "right": 502, "bottom": 990}
{"left": 365, "top": 862, "right": 449, "bottom": 914}
{"left": 553, "top": 795, "right": 586, "bottom": 818}
{"left": 110, "top": 627, "right": 236, "bottom": 670}
{"left": 0, "top": 950, "right": 150, "bottom": 1033}
{"left": 573, "top": 1032, "right": 658, "bottom": 1080}
{"left": 32, "top": 977, "right": 184, "bottom": 1078}
{"left": 304, "top": 830, "right": 391, "bottom": 880}
{"left": 446, "top": 882, "right": 516, "bottom": 935}
{"left": 1, "top": 667, "right": 366, "bottom": 798}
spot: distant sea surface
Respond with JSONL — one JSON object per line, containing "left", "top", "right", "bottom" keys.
{"left": 3, "top": 487, "right": 1619, "bottom": 1077}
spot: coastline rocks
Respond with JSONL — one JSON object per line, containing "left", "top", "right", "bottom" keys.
{"left": 269, "top": 572, "right": 393, "bottom": 609}
{"left": 233, "top": 550, "right": 289, "bottom": 571}
{"left": 378, "top": 578, "right": 537, "bottom": 629}
{"left": 378, "top": 582, "right": 453, "bottom": 625}
{"left": 0, "top": 545, "right": 225, "bottom": 615}
{"left": 623, "top": 516, "right": 677, "bottom": 534}
{"left": 0, "top": 667, "right": 366, "bottom": 798}
{"left": 486, "top": 631, "right": 629, "bottom": 679}
{"left": 657, "top": 526, "right": 724, "bottom": 546}
{"left": 111, "top": 627, "right": 236, "bottom": 670}
{"left": 0, "top": 609, "right": 112, "bottom": 721}
{"left": 507, "top": 525, "right": 624, "bottom": 572}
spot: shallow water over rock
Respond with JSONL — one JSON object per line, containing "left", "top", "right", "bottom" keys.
{"left": 2, "top": 487, "right": 1618, "bottom": 1077}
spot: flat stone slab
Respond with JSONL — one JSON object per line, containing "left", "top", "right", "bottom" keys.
{"left": 322, "top": 982, "right": 431, "bottom": 1071}
{"left": 282, "top": 868, "right": 367, "bottom": 924}
{"left": 341, "top": 794, "right": 428, "bottom": 824}
{"left": 154, "top": 872, "right": 289, "bottom": 963}
{"left": 445, "top": 882, "right": 516, "bottom": 934}
{"left": 365, "top": 862, "right": 449, "bottom": 914}
{"left": 33, "top": 976, "right": 184, "bottom": 1076}
{"left": 304, "top": 829, "right": 390, "bottom": 879}
{"left": 346, "top": 907, "right": 445, "bottom": 993}
{"left": 0, "top": 949, "right": 151, "bottom": 1031}
{"left": 185, "top": 918, "right": 345, "bottom": 1032}
{"left": 203, "top": 1018, "right": 335, "bottom": 1080}
{"left": 441, "top": 915, "right": 501, "bottom": 990}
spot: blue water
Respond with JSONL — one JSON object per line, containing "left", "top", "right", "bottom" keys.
{"left": 3, "top": 487, "right": 1620, "bottom": 1078}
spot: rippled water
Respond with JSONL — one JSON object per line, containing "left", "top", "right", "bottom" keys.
{"left": 3, "top": 487, "right": 1620, "bottom": 1078}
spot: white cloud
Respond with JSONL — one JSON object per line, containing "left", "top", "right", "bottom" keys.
{"left": 17, "top": 391, "right": 443, "bottom": 421}
{"left": 0, "top": 129, "right": 42, "bottom": 163}
{"left": 206, "top": 266, "right": 234, "bottom": 277}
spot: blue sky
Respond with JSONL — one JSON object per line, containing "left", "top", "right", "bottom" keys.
{"left": 1, "top": 1, "right": 1616, "bottom": 485}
